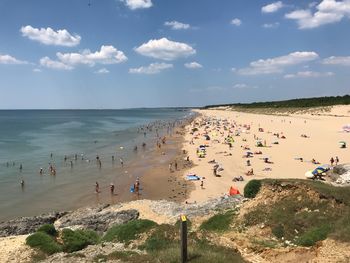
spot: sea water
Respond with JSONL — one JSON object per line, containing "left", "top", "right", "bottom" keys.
{"left": 0, "top": 109, "right": 190, "bottom": 220}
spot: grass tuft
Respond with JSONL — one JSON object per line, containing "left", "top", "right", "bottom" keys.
{"left": 200, "top": 210, "right": 235, "bottom": 232}
{"left": 26, "top": 232, "right": 62, "bottom": 255}
{"left": 102, "top": 219, "right": 157, "bottom": 243}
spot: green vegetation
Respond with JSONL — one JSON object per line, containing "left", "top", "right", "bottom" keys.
{"left": 102, "top": 219, "right": 157, "bottom": 243}
{"left": 296, "top": 225, "right": 332, "bottom": 246}
{"left": 203, "top": 95, "right": 350, "bottom": 109}
{"left": 26, "top": 225, "right": 99, "bottom": 255}
{"left": 37, "top": 224, "right": 58, "bottom": 237}
{"left": 27, "top": 212, "right": 247, "bottom": 262}
{"left": 61, "top": 229, "right": 99, "bottom": 253}
{"left": 140, "top": 224, "right": 178, "bottom": 252}
{"left": 200, "top": 210, "right": 235, "bottom": 232}
{"left": 244, "top": 179, "right": 262, "bottom": 198}
{"left": 243, "top": 179, "right": 350, "bottom": 246}
{"left": 26, "top": 232, "right": 62, "bottom": 255}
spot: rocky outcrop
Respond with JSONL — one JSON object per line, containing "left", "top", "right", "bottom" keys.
{"left": 55, "top": 205, "right": 139, "bottom": 232}
{"left": 0, "top": 212, "right": 65, "bottom": 237}
{"left": 149, "top": 195, "right": 244, "bottom": 219}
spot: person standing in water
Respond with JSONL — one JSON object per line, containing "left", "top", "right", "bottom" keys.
{"left": 110, "top": 183, "right": 115, "bottom": 194}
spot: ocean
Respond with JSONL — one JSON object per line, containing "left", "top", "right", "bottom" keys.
{"left": 0, "top": 109, "right": 191, "bottom": 221}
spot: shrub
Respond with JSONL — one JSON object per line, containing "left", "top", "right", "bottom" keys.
{"left": 62, "top": 229, "right": 99, "bottom": 253}
{"left": 37, "top": 224, "right": 58, "bottom": 237}
{"left": 244, "top": 180, "right": 262, "bottom": 198}
{"left": 296, "top": 225, "right": 332, "bottom": 246}
{"left": 141, "top": 224, "right": 178, "bottom": 252}
{"left": 200, "top": 211, "right": 234, "bottom": 232}
{"left": 103, "top": 219, "right": 157, "bottom": 243}
{"left": 26, "top": 232, "right": 62, "bottom": 255}
{"left": 272, "top": 224, "right": 284, "bottom": 239}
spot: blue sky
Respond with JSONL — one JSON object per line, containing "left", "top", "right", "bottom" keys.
{"left": 0, "top": 0, "right": 349, "bottom": 109}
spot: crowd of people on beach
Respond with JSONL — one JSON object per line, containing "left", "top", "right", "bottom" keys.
{"left": 184, "top": 113, "right": 347, "bottom": 197}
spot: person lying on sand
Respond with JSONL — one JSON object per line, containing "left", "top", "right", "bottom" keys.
{"left": 245, "top": 168, "right": 254, "bottom": 176}
{"left": 233, "top": 175, "right": 244, "bottom": 182}
{"left": 311, "top": 158, "right": 320, "bottom": 164}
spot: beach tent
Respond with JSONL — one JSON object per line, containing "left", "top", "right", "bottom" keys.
{"left": 312, "top": 166, "right": 328, "bottom": 176}
{"left": 339, "top": 141, "right": 347, "bottom": 148}
{"left": 229, "top": 186, "right": 240, "bottom": 196}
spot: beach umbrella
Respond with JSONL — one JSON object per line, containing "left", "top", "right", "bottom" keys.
{"left": 339, "top": 141, "right": 346, "bottom": 144}
{"left": 319, "top": 164, "right": 331, "bottom": 169}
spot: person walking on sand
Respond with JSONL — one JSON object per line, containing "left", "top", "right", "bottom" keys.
{"left": 95, "top": 182, "right": 100, "bottom": 193}
{"left": 200, "top": 180, "right": 204, "bottom": 189}
{"left": 335, "top": 156, "right": 339, "bottom": 165}
{"left": 330, "top": 157, "right": 335, "bottom": 166}
{"left": 174, "top": 161, "right": 178, "bottom": 171}
{"left": 169, "top": 163, "right": 172, "bottom": 173}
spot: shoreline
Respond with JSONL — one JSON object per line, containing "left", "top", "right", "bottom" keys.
{"left": 0, "top": 111, "right": 195, "bottom": 222}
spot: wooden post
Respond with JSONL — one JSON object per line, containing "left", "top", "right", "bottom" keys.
{"left": 180, "top": 215, "right": 188, "bottom": 263}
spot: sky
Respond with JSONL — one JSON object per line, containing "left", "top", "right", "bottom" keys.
{"left": 0, "top": 0, "right": 349, "bottom": 109}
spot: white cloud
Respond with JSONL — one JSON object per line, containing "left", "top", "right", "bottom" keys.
{"left": 95, "top": 68, "right": 110, "bottom": 74}
{"left": 40, "top": 57, "right": 73, "bottom": 70}
{"left": 230, "top": 18, "right": 242, "bottom": 26}
{"left": 322, "top": 56, "right": 350, "bottom": 66}
{"left": 262, "top": 22, "right": 280, "bottom": 28}
{"left": 134, "top": 38, "right": 196, "bottom": 61}
{"left": 285, "top": 0, "right": 350, "bottom": 29}
{"left": 232, "top": 83, "right": 258, "bottom": 89}
{"left": 122, "top": 0, "right": 152, "bottom": 10}
{"left": 20, "top": 25, "right": 81, "bottom": 47}
{"left": 262, "top": 1, "right": 284, "bottom": 13}
{"left": 33, "top": 68, "right": 42, "bottom": 72}
{"left": 237, "top": 51, "right": 319, "bottom": 75}
{"left": 129, "top": 62, "right": 173, "bottom": 74}
{"left": 184, "top": 62, "right": 202, "bottom": 69}
{"left": 164, "top": 21, "right": 190, "bottom": 30}
{"left": 57, "top": 45, "right": 127, "bottom": 66}
{"left": 0, "top": 54, "right": 28, "bottom": 64}
{"left": 284, "top": 71, "right": 334, "bottom": 78}
{"left": 40, "top": 45, "right": 127, "bottom": 70}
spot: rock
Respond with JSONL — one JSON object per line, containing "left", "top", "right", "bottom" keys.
{"left": 0, "top": 212, "right": 66, "bottom": 237}
{"left": 56, "top": 205, "right": 139, "bottom": 232}
{"left": 149, "top": 195, "right": 243, "bottom": 220}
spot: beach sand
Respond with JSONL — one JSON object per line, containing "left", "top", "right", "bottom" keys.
{"left": 183, "top": 105, "right": 350, "bottom": 203}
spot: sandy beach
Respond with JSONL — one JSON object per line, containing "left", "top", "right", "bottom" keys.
{"left": 183, "top": 106, "right": 350, "bottom": 203}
